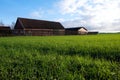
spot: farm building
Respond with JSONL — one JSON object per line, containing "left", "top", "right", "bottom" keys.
{"left": 65, "top": 27, "right": 88, "bottom": 35}
{"left": 14, "top": 17, "right": 65, "bottom": 36}
{"left": 87, "top": 31, "right": 98, "bottom": 35}
{"left": 0, "top": 26, "right": 11, "bottom": 36}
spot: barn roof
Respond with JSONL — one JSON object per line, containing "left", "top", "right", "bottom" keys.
{"left": 65, "top": 27, "right": 87, "bottom": 31}
{"left": 14, "top": 17, "right": 64, "bottom": 29}
{"left": 0, "top": 26, "right": 11, "bottom": 30}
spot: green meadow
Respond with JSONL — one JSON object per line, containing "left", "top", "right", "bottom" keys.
{"left": 0, "top": 34, "right": 120, "bottom": 80}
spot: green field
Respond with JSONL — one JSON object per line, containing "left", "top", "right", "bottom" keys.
{"left": 0, "top": 34, "right": 120, "bottom": 80}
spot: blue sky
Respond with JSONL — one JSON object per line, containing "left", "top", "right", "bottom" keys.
{"left": 0, "top": 0, "right": 120, "bottom": 32}
{"left": 0, "top": 0, "right": 59, "bottom": 24}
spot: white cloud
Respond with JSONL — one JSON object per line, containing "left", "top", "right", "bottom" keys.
{"left": 58, "top": 0, "right": 87, "bottom": 14}
{"left": 30, "top": 9, "right": 44, "bottom": 18}
{"left": 58, "top": 0, "right": 120, "bottom": 32}
{"left": 30, "top": 11, "right": 41, "bottom": 18}
{"left": 55, "top": 18, "right": 65, "bottom": 22}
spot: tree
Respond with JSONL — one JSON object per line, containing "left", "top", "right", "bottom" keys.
{"left": 11, "top": 22, "right": 15, "bottom": 29}
{"left": 0, "top": 21, "right": 4, "bottom": 26}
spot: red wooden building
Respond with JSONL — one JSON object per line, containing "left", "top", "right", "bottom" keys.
{"left": 14, "top": 18, "right": 65, "bottom": 36}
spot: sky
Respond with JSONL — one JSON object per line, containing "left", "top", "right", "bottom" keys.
{"left": 0, "top": 0, "right": 120, "bottom": 32}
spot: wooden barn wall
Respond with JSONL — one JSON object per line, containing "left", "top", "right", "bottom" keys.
{"left": 65, "top": 30, "right": 78, "bottom": 35}
{"left": 53, "top": 29, "right": 65, "bottom": 35}
{"left": 13, "top": 29, "right": 65, "bottom": 36}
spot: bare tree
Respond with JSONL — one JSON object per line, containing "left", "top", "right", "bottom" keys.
{"left": 0, "top": 21, "right": 4, "bottom": 26}
{"left": 11, "top": 22, "right": 15, "bottom": 29}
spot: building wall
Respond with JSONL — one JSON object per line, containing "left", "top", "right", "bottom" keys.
{"left": 13, "top": 29, "right": 65, "bottom": 36}
{"left": 53, "top": 29, "right": 65, "bottom": 35}
{"left": 65, "top": 30, "right": 78, "bottom": 35}
{"left": 78, "top": 28, "right": 88, "bottom": 35}
{"left": 65, "top": 28, "right": 88, "bottom": 35}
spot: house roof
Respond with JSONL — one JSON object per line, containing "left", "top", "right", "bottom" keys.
{"left": 0, "top": 26, "right": 11, "bottom": 30}
{"left": 14, "top": 17, "right": 64, "bottom": 29}
{"left": 65, "top": 27, "right": 87, "bottom": 31}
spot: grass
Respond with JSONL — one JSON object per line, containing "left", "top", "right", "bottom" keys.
{"left": 0, "top": 34, "right": 120, "bottom": 79}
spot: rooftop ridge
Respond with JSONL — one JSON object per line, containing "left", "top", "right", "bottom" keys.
{"left": 17, "top": 17, "right": 59, "bottom": 23}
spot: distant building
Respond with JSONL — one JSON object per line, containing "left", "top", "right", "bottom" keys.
{"left": 0, "top": 26, "right": 11, "bottom": 36}
{"left": 14, "top": 17, "right": 65, "bottom": 36}
{"left": 65, "top": 27, "right": 88, "bottom": 35}
{"left": 87, "top": 31, "right": 98, "bottom": 35}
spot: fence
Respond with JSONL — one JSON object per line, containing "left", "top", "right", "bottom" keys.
{"left": 0, "top": 30, "right": 12, "bottom": 36}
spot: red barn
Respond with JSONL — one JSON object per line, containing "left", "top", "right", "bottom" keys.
{"left": 14, "top": 17, "right": 65, "bottom": 36}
